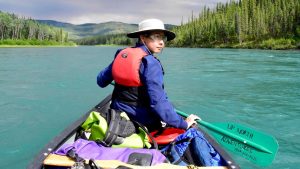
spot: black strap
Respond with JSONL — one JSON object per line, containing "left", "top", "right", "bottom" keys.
{"left": 132, "top": 120, "right": 158, "bottom": 150}
{"left": 103, "top": 109, "right": 120, "bottom": 146}
{"left": 152, "top": 127, "right": 165, "bottom": 138}
{"left": 103, "top": 109, "right": 136, "bottom": 147}
{"left": 182, "top": 142, "right": 197, "bottom": 165}
{"left": 88, "top": 159, "right": 101, "bottom": 169}
{"left": 66, "top": 149, "right": 102, "bottom": 169}
{"left": 66, "top": 148, "right": 84, "bottom": 162}
{"left": 164, "top": 137, "right": 194, "bottom": 164}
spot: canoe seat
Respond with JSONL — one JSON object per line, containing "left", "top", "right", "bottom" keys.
{"left": 150, "top": 128, "right": 185, "bottom": 145}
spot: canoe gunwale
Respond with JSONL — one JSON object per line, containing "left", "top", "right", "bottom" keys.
{"left": 27, "top": 95, "right": 112, "bottom": 169}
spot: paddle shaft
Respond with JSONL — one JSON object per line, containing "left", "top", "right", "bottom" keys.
{"left": 176, "top": 110, "right": 272, "bottom": 154}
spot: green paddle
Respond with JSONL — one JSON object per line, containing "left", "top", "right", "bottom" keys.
{"left": 176, "top": 109, "right": 278, "bottom": 167}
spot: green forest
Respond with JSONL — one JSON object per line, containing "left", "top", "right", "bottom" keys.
{"left": 0, "top": 11, "right": 74, "bottom": 46}
{"left": 79, "top": 0, "right": 300, "bottom": 49}
{"left": 1, "top": 0, "right": 300, "bottom": 49}
{"left": 169, "top": 0, "right": 300, "bottom": 49}
{"left": 76, "top": 33, "right": 134, "bottom": 46}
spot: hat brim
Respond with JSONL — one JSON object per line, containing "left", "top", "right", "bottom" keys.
{"left": 127, "top": 29, "right": 176, "bottom": 41}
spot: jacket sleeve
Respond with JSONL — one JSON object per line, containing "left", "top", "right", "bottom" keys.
{"left": 97, "top": 49, "right": 123, "bottom": 88}
{"left": 97, "top": 62, "right": 113, "bottom": 88}
{"left": 140, "top": 56, "right": 188, "bottom": 129}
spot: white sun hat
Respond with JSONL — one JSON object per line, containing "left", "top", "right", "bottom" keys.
{"left": 127, "top": 19, "right": 176, "bottom": 41}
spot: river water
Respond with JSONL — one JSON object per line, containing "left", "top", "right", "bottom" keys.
{"left": 0, "top": 46, "right": 299, "bottom": 169}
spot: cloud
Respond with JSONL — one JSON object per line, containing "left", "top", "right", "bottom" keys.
{"left": 0, "top": 0, "right": 231, "bottom": 25}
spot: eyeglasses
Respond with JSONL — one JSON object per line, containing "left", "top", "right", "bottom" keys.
{"left": 148, "top": 34, "right": 168, "bottom": 42}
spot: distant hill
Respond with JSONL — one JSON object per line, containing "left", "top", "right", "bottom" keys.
{"left": 37, "top": 20, "right": 176, "bottom": 40}
{"left": 37, "top": 20, "right": 138, "bottom": 40}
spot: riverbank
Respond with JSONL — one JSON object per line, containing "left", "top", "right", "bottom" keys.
{"left": 0, "top": 39, "right": 77, "bottom": 47}
{"left": 178, "top": 38, "right": 300, "bottom": 50}
{"left": 216, "top": 38, "right": 300, "bottom": 50}
{"left": 0, "top": 45, "right": 77, "bottom": 48}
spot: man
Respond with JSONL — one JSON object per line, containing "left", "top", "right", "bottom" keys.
{"left": 97, "top": 19, "right": 199, "bottom": 131}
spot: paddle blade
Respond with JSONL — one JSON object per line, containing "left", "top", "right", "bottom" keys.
{"left": 207, "top": 122, "right": 278, "bottom": 167}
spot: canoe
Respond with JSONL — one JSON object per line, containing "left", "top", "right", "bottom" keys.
{"left": 27, "top": 95, "right": 240, "bottom": 169}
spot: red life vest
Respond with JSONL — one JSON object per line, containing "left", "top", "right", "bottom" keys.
{"left": 112, "top": 48, "right": 148, "bottom": 87}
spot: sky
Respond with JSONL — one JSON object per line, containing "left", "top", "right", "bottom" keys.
{"left": 0, "top": 0, "right": 231, "bottom": 25}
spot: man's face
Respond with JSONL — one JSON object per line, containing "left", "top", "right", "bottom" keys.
{"left": 141, "top": 31, "right": 166, "bottom": 54}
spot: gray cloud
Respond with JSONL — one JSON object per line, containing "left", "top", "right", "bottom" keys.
{"left": 0, "top": 0, "right": 231, "bottom": 25}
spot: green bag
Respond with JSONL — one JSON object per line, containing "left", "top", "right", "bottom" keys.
{"left": 81, "top": 111, "right": 151, "bottom": 148}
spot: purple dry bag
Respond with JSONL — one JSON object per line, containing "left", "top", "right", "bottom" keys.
{"left": 54, "top": 139, "right": 167, "bottom": 166}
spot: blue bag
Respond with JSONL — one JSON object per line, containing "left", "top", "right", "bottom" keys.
{"left": 160, "top": 128, "right": 224, "bottom": 166}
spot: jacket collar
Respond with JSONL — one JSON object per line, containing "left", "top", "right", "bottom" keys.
{"left": 135, "top": 42, "right": 152, "bottom": 55}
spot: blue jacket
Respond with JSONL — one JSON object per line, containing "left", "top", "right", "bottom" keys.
{"left": 97, "top": 43, "right": 188, "bottom": 130}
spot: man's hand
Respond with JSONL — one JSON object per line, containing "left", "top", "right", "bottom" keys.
{"left": 185, "top": 114, "right": 201, "bottom": 129}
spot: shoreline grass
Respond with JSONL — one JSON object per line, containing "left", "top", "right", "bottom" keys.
{"left": 0, "top": 39, "right": 77, "bottom": 48}
{"left": 0, "top": 44, "right": 77, "bottom": 48}
{"left": 170, "top": 38, "right": 300, "bottom": 50}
